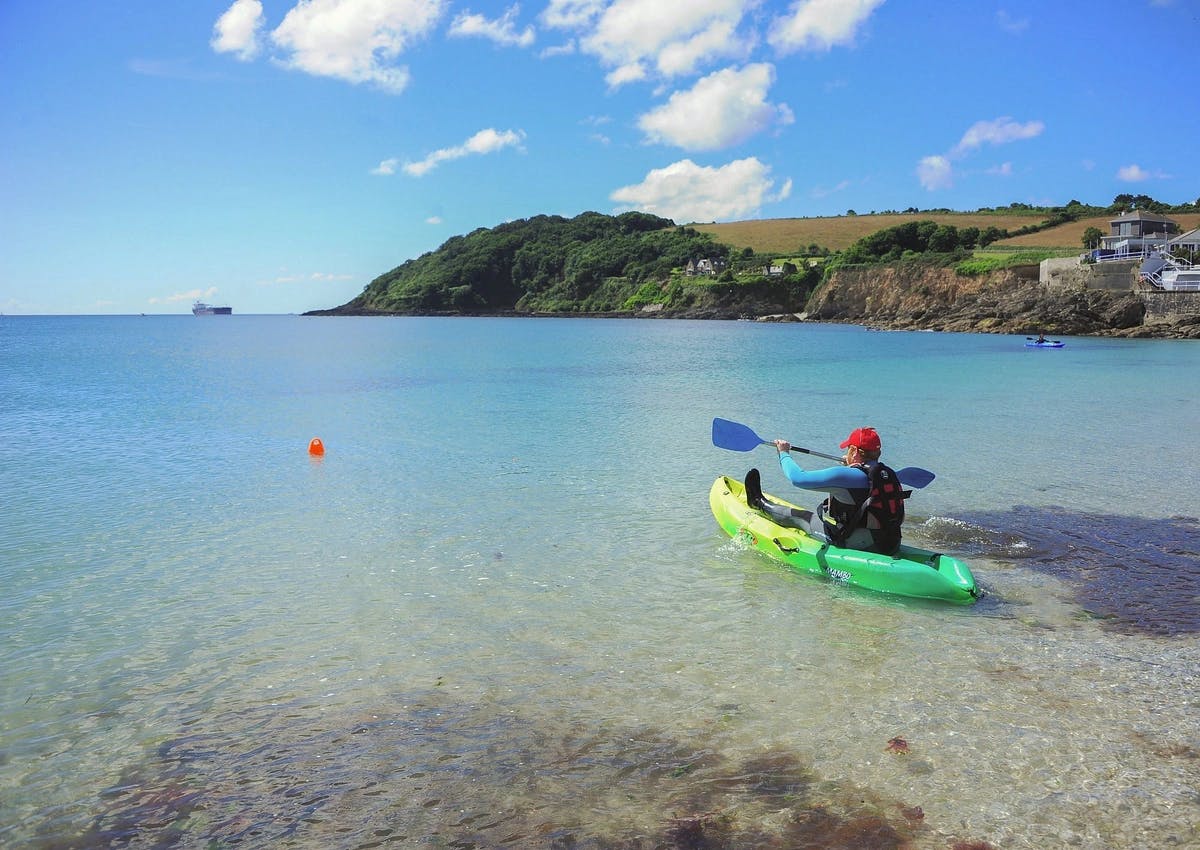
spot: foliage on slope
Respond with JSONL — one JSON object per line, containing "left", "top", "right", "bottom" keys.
{"left": 342, "top": 211, "right": 738, "bottom": 314}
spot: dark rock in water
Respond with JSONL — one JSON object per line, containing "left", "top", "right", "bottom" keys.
{"left": 943, "top": 507, "right": 1200, "bottom": 637}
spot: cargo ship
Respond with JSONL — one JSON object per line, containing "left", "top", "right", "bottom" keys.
{"left": 192, "top": 301, "right": 232, "bottom": 315}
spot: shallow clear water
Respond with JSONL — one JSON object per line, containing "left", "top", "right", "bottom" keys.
{"left": 1, "top": 316, "right": 1198, "bottom": 849}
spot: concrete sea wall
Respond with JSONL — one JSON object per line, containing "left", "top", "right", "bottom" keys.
{"left": 1041, "top": 258, "right": 1138, "bottom": 292}
{"left": 1143, "top": 290, "right": 1200, "bottom": 320}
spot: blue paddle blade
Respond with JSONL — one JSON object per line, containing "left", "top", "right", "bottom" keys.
{"left": 896, "top": 467, "right": 935, "bottom": 489}
{"left": 712, "top": 418, "right": 766, "bottom": 452}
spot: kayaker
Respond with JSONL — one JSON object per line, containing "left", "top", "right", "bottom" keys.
{"left": 1036, "top": 333, "right": 1047, "bottom": 343}
{"left": 744, "top": 426, "right": 908, "bottom": 555}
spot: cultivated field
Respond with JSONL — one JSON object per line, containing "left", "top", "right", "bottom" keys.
{"left": 995, "top": 213, "right": 1200, "bottom": 249}
{"left": 692, "top": 212, "right": 1200, "bottom": 253}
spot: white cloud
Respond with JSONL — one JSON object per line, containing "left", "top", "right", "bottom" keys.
{"left": 987, "top": 162, "right": 1014, "bottom": 176}
{"left": 449, "top": 5, "right": 535, "bottom": 48}
{"left": 638, "top": 64, "right": 793, "bottom": 151}
{"left": 371, "top": 158, "right": 400, "bottom": 175}
{"left": 403, "top": 128, "right": 526, "bottom": 176}
{"left": 212, "top": 0, "right": 264, "bottom": 61}
{"left": 655, "top": 19, "right": 742, "bottom": 77}
{"left": 541, "top": 0, "right": 606, "bottom": 29}
{"left": 610, "top": 156, "right": 790, "bottom": 222}
{"left": 605, "top": 61, "right": 647, "bottom": 87}
{"left": 540, "top": 40, "right": 577, "bottom": 57}
{"left": 952, "top": 116, "right": 1044, "bottom": 155}
{"left": 769, "top": 0, "right": 885, "bottom": 53}
{"left": 995, "top": 9, "right": 1030, "bottom": 34}
{"left": 269, "top": 0, "right": 446, "bottom": 93}
{"left": 811, "top": 179, "right": 851, "bottom": 198}
{"left": 426, "top": 216, "right": 444, "bottom": 224}
{"left": 916, "top": 155, "right": 953, "bottom": 191}
{"left": 1117, "top": 164, "right": 1148, "bottom": 181}
{"left": 149, "top": 287, "right": 219, "bottom": 305}
{"left": 917, "top": 116, "right": 1043, "bottom": 191}
{"left": 547, "top": 0, "right": 753, "bottom": 86}
{"left": 581, "top": 115, "right": 612, "bottom": 143}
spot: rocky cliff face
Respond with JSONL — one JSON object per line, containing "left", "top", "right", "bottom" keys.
{"left": 802, "top": 266, "right": 1200, "bottom": 339}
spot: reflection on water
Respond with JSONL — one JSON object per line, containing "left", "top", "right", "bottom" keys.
{"left": 920, "top": 509, "right": 1200, "bottom": 636}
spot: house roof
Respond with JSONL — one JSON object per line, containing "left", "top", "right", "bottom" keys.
{"left": 1170, "top": 228, "right": 1200, "bottom": 244}
{"left": 1109, "top": 210, "right": 1178, "bottom": 225}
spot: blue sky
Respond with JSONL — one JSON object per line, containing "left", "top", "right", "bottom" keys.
{"left": 2, "top": 0, "right": 1197, "bottom": 315}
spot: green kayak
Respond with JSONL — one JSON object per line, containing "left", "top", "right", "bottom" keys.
{"left": 710, "top": 476, "right": 979, "bottom": 604}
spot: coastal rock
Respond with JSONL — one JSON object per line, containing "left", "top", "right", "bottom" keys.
{"left": 804, "top": 266, "right": 1198, "bottom": 339}
{"left": 313, "top": 261, "right": 1199, "bottom": 339}
{"left": 1102, "top": 295, "right": 1146, "bottom": 329}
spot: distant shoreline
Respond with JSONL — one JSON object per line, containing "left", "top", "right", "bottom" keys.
{"left": 299, "top": 306, "right": 1200, "bottom": 340}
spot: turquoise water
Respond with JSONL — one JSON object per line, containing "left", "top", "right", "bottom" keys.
{"left": 2, "top": 316, "right": 1198, "bottom": 849}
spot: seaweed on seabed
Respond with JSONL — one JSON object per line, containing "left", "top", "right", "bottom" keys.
{"left": 656, "top": 749, "right": 930, "bottom": 850}
{"left": 783, "top": 806, "right": 905, "bottom": 850}
{"left": 665, "top": 810, "right": 735, "bottom": 849}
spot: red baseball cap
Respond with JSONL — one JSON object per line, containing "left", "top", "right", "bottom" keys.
{"left": 840, "top": 427, "right": 881, "bottom": 452}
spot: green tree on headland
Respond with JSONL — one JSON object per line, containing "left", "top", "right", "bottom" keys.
{"left": 336, "top": 211, "right": 734, "bottom": 314}
{"left": 834, "top": 220, "right": 982, "bottom": 266}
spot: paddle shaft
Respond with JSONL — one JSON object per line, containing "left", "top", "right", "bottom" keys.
{"left": 774, "top": 441, "right": 843, "bottom": 463}
{"left": 711, "top": 418, "right": 936, "bottom": 488}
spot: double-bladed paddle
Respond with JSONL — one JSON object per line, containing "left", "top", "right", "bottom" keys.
{"left": 711, "top": 417, "right": 936, "bottom": 489}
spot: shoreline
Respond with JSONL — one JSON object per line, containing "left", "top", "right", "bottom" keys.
{"left": 301, "top": 306, "right": 1200, "bottom": 339}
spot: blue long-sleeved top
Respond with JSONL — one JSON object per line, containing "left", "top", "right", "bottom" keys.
{"left": 778, "top": 453, "right": 868, "bottom": 506}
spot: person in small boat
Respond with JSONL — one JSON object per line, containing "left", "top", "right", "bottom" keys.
{"left": 1036, "top": 333, "right": 1047, "bottom": 343}
{"left": 744, "top": 426, "right": 908, "bottom": 555}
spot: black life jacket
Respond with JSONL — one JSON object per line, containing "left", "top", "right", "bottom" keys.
{"left": 820, "top": 461, "right": 909, "bottom": 555}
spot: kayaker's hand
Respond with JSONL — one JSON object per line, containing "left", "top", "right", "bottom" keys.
{"left": 773, "top": 439, "right": 791, "bottom": 454}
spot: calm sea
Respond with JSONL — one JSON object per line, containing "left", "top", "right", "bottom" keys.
{"left": 2, "top": 315, "right": 1198, "bottom": 849}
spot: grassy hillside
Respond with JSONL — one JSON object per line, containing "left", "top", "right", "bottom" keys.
{"left": 693, "top": 212, "right": 1200, "bottom": 253}
{"left": 996, "top": 213, "right": 1200, "bottom": 248}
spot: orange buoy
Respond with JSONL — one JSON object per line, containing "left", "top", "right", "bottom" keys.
{"left": 308, "top": 437, "right": 325, "bottom": 456}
